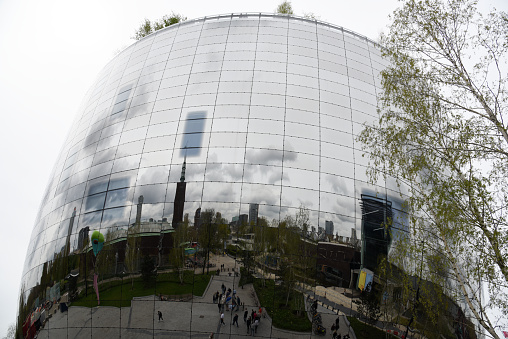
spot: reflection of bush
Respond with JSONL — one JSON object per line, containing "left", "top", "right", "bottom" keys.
{"left": 353, "top": 282, "right": 381, "bottom": 324}
{"left": 239, "top": 266, "right": 253, "bottom": 287}
{"left": 71, "top": 271, "right": 212, "bottom": 308}
{"left": 253, "top": 279, "right": 311, "bottom": 332}
{"left": 347, "top": 316, "right": 398, "bottom": 339}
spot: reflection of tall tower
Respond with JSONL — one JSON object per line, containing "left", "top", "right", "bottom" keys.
{"left": 172, "top": 157, "right": 187, "bottom": 228}
{"left": 249, "top": 203, "right": 259, "bottom": 226}
{"left": 194, "top": 208, "right": 202, "bottom": 229}
{"left": 136, "top": 195, "right": 144, "bottom": 225}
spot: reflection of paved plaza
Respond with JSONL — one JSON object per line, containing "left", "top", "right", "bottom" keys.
{"left": 38, "top": 255, "right": 356, "bottom": 338}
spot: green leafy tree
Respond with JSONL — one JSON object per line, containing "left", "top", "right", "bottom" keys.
{"left": 358, "top": 0, "right": 508, "bottom": 337}
{"left": 276, "top": 1, "right": 294, "bottom": 15}
{"left": 134, "top": 19, "right": 153, "bottom": 40}
{"left": 134, "top": 13, "right": 186, "bottom": 40}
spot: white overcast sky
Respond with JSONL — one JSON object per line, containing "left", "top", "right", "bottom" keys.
{"left": 0, "top": 0, "right": 506, "bottom": 337}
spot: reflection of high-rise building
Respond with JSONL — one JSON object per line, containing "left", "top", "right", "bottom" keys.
{"left": 360, "top": 195, "right": 393, "bottom": 271}
{"left": 172, "top": 158, "right": 187, "bottom": 228}
{"left": 239, "top": 214, "right": 248, "bottom": 226}
{"left": 325, "top": 220, "right": 334, "bottom": 235}
{"left": 19, "top": 13, "right": 424, "bottom": 337}
{"left": 249, "top": 203, "right": 259, "bottom": 226}
{"left": 77, "top": 226, "right": 89, "bottom": 250}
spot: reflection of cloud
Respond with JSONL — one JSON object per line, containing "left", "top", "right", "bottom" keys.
{"left": 242, "top": 185, "right": 280, "bottom": 206}
{"left": 137, "top": 167, "right": 169, "bottom": 185}
{"left": 205, "top": 162, "right": 244, "bottom": 181}
{"left": 269, "top": 171, "right": 284, "bottom": 184}
{"left": 135, "top": 184, "right": 166, "bottom": 204}
{"left": 245, "top": 149, "right": 284, "bottom": 164}
{"left": 325, "top": 174, "right": 352, "bottom": 196}
{"left": 283, "top": 150, "right": 297, "bottom": 162}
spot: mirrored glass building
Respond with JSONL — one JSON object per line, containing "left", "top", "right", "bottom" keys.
{"left": 18, "top": 13, "right": 417, "bottom": 338}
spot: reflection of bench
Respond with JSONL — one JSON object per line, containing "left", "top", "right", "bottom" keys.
{"left": 160, "top": 294, "right": 193, "bottom": 302}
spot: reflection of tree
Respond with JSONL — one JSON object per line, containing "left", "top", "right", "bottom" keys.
{"left": 169, "top": 217, "right": 189, "bottom": 284}
{"left": 198, "top": 209, "right": 216, "bottom": 274}
{"left": 354, "top": 282, "right": 381, "bottom": 324}
{"left": 96, "top": 230, "right": 115, "bottom": 278}
{"left": 140, "top": 256, "right": 156, "bottom": 288}
{"left": 380, "top": 237, "right": 466, "bottom": 337}
{"left": 125, "top": 223, "right": 140, "bottom": 289}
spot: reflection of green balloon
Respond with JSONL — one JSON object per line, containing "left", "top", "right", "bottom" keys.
{"left": 91, "top": 231, "right": 104, "bottom": 257}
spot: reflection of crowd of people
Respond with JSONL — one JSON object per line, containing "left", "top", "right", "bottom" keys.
{"left": 214, "top": 283, "right": 242, "bottom": 312}
{"left": 212, "top": 282, "right": 263, "bottom": 336}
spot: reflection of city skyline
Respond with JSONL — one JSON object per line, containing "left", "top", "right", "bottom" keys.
{"left": 20, "top": 14, "right": 418, "bottom": 338}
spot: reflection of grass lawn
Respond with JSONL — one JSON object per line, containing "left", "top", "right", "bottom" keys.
{"left": 253, "top": 279, "right": 312, "bottom": 332}
{"left": 347, "top": 316, "right": 398, "bottom": 339}
{"left": 72, "top": 271, "right": 211, "bottom": 308}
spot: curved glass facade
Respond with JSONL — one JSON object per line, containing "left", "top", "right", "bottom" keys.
{"left": 19, "top": 13, "right": 409, "bottom": 338}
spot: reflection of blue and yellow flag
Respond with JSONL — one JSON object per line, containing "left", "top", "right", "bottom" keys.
{"left": 358, "top": 270, "right": 367, "bottom": 291}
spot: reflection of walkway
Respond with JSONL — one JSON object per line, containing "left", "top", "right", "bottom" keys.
{"left": 39, "top": 254, "right": 358, "bottom": 338}
{"left": 299, "top": 283, "right": 412, "bottom": 338}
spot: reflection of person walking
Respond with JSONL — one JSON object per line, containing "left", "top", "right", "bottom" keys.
{"left": 246, "top": 317, "right": 251, "bottom": 333}
{"left": 158, "top": 311, "right": 163, "bottom": 322}
{"left": 220, "top": 312, "right": 225, "bottom": 325}
{"left": 232, "top": 313, "right": 239, "bottom": 327}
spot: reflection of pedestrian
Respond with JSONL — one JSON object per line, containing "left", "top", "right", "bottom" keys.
{"left": 158, "top": 311, "right": 163, "bottom": 322}
{"left": 246, "top": 317, "right": 251, "bottom": 333}
{"left": 232, "top": 313, "right": 239, "bottom": 327}
{"left": 220, "top": 312, "right": 225, "bottom": 325}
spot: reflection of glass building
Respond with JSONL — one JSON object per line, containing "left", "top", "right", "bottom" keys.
{"left": 19, "top": 13, "right": 407, "bottom": 337}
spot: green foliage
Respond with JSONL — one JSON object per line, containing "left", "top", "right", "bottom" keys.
{"left": 239, "top": 266, "right": 254, "bottom": 286}
{"left": 72, "top": 271, "right": 211, "bottom": 308}
{"left": 253, "top": 279, "right": 311, "bottom": 332}
{"left": 226, "top": 244, "right": 238, "bottom": 256}
{"left": 134, "top": 13, "right": 186, "bottom": 40}
{"left": 276, "top": 1, "right": 294, "bottom": 14}
{"left": 347, "top": 316, "right": 398, "bottom": 339}
{"left": 358, "top": 0, "right": 508, "bottom": 336}
{"left": 134, "top": 18, "right": 153, "bottom": 40}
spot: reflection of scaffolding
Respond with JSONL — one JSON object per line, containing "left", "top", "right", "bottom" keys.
{"left": 360, "top": 195, "right": 393, "bottom": 272}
